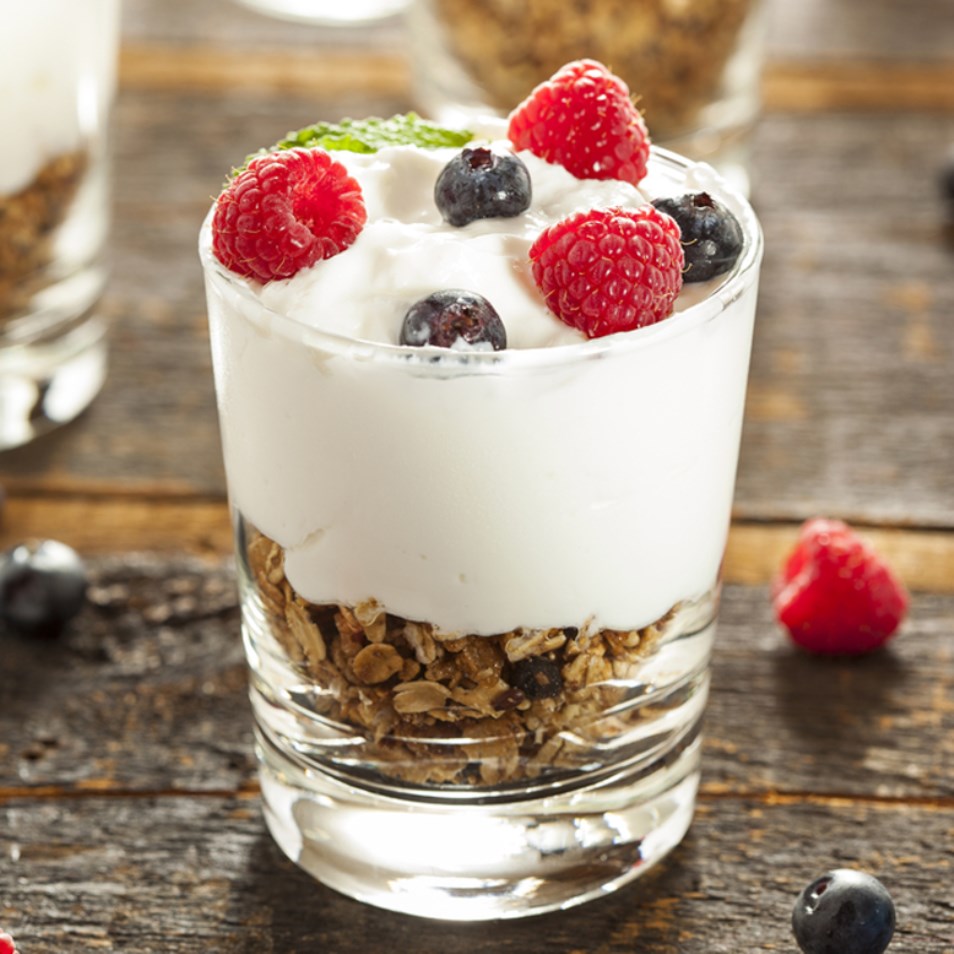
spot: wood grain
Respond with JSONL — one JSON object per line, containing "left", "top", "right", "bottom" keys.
{"left": 2, "top": 560, "right": 950, "bottom": 800}
{"left": 1, "top": 794, "right": 952, "bottom": 951}
{"left": 1, "top": 557, "right": 952, "bottom": 951}
{"left": 117, "top": 43, "right": 954, "bottom": 114}
{"left": 2, "top": 0, "right": 953, "bottom": 947}
{"left": 3, "top": 499, "right": 954, "bottom": 593}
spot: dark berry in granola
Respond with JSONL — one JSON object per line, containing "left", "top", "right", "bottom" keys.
{"left": 942, "top": 146, "right": 954, "bottom": 199}
{"left": 400, "top": 289, "right": 507, "bottom": 351}
{"left": 434, "top": 147, "right": 531, "bottom": 227}
{"left": 792, "top": 869, "right": 895, "bottom": 954}
{"left": 511, "top": 656, "right": 563, "bottom": 700}
{"left": 0, "top": 540, "right": 87, "bottom": 638}
{"left": 651, "top": 191, "right": 743, "bottom": 283}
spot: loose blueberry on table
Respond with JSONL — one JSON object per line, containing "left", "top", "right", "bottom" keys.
{"left": 792, "top": 869, "right": 896, "bottom": 954}
{"left": 0, "top": 539, "right": 87, "bottom": 637}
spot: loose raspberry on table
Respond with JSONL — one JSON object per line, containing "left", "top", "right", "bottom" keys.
{"left": 212, "top": 148, "right": 367, "bottom": 283}
{"left": 507, "top": 59, "right": 651, "bottom": 186}
{"left": 0, "top": 930, "right": 18, "bottom": 954}
{"left": 529, "top": 205, "right": 684, "bottom": 338}
{"left": 772, "top": 518, "right": 909, "bottom": 655}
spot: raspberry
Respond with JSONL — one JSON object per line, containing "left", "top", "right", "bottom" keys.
{"left": 0, "top": 931, "right": 18, "bottom": 954}
{"left": 529, "top": 205, "right": 684, "bottom": 338}
{"left": 772, "top": 518, "right": 909, "bottom": 655}
{"left": 507, "top": 59, "right": 650, "bottom": 186}
{"left": 212, "top": 148, "right": 366, "bottom": 283}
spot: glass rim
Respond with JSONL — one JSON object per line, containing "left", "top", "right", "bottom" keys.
{"left": 199, "top": 144, "right": 764, "bottom": 373}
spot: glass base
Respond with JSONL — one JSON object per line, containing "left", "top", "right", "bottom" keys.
{"left": 0, "top": 307, "right": 107, "bottom": 450}
{"left": 256, "top": 723, "right": 701, "bottom": 920}
{"left": 237, "top": 509, "right": 720, "bottom": 918}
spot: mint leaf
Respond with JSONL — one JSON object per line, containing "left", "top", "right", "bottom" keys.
{"left": 278, "top": 113, "right": 473, "bottom": 152}
{"left": 236, "top": 113, "right": 473, "bottom": 173}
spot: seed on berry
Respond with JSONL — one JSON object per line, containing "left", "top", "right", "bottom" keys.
{"left": 0, "top": 540, "right": 87, "bottom": 638}
{"left": 651, "top": 192, "right": 743, "bottom": 283}
{"left": 510, "top": 657, "right": 563, "bottom": 700}
{"left": 792, "top": 869, "right": 896, "bottom": 954}
{"left": 435, "top": 147, "right": 532, "bottom": 227}
{"left": 400, "top": 290, "right": 507, "bottom": 351}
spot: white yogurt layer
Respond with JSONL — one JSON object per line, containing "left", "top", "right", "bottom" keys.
{"left": 202, "top": 132, "right": 762, "bottom": 635}
{"left": 0, "top": 1, "right": 120, "bottom": 195}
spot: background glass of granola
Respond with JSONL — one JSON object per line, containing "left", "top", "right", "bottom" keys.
{"left": 0, "top": 0, "right": 120, "bottom": 450}
{"left": 407, "top": 0, "right": 766, "bottom": 194}
{"left": 201, "top": 149, "right": 763, "bottom": 920}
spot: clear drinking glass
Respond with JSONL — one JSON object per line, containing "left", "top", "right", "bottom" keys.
{"left": 0, "top": 0, "right": 120, "bottom": 450}
{"left": 408, "top": 0, "right": 766, "bottom": 194}
{"left": 200, "top": 148, "right": 762, "bottom": 919}
{"left": 232, "top": 0, "right": 409, "bottom": 25}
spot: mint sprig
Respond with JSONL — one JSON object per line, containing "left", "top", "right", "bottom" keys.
{"left": 237, "top": 113, "right": 473, "bottom": 173}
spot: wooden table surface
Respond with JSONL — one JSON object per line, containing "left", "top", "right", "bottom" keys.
{"left": 2, "top": 0, "right": 954, "bottom": 950}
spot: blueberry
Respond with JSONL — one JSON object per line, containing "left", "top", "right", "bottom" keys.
{"left": 651, "top": 191, "right": 744, "bottom": 283}
{"left": 0, "top": 540, "right": 87, "bottom": 637}
{"left": 435, "top": 147, "right": 531, "bottom": 227}
{"left": 510, "top": 656, "right": 563, "bottom": 700}
{"left": 792, "top": 869, "right": 896, "bottom": 954}
{"left": 400, "top": 289, "right": 506, "bottom": 351}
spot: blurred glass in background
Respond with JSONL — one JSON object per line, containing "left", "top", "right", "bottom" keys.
{"left": 407, "top": 0, "right": 766, "bottom": 194}
{"left": 233, "top": 0, "right": 410, "bottom": 25}
{"left": 0, "top": 0, "right": 121, "bottom": 451}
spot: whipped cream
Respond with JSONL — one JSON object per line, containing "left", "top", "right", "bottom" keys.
{"left": 0, "top": 1, "right": 120, "bottom": 195}
{"left": 202, "top": 133, "right": 762, "bottom": 635}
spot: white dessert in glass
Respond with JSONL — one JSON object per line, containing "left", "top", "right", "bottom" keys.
{"left": 0, "top": 0, "right": 120, "bottom": 449}
{"left": 201, "top": 67, "right": 762, "bottom": 919}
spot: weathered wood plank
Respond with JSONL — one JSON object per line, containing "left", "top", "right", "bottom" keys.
{"left": 119, "top": 44, "right": 409, "bottom": 97}
{"left": 1, "top": 559, "right": 951, "bottom": 800}
{"left": 738, "top": 110, "right": 954, "bottom": 528}
{"left": 707, "top": 586, "right": 954, "bottom": 801}
{"left": 116, "top": 43, "right": 954, "bottom": 114}
{"left": 0, "top": 496, "right": 234, "bottom": 556}
{"left": 1, "top": 792, "right": 951, "bottom": 952}
{"left": 3, "top": 497, "right": 954, "bottom": 593}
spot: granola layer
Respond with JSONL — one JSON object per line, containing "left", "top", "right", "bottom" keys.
{"left": 0, "top": 150, "right": 87, "bottom": 320}
{"left": 426, "top": 0, "right": 754, "bottom": 140}
{"left": 247, "top": 530, "right": 676, "bottom": 787}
